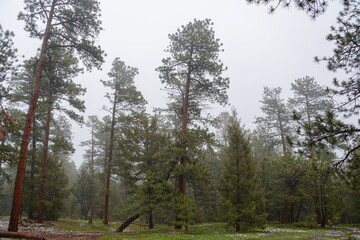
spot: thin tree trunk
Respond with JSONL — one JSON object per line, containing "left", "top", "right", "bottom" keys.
{"left": 8, "top": 0, "right": 56, "bottom": 231}
{"left": 296, "top": 202, "right": 303, "bottom": 222}
{"left": 281, "top": 178, "right": 299, "bottom": 224}
{"left": 275, "top": 102, "right": 287, "bottom": 156}
{"left": 28, "top": 119, "right": 36, "bottom": 219}
{"left": 148, "top": 210, "right": 154, "bottom": 229}
{"left": 104, "top": 89, "right": 118, "bottom": 225}
{"left": 175, "top": 61, "right": 192, "bottom": 229}
{"left": 116, "top": 213, "right": 140, "bottom": 232}
{"left": 38, "top": 98, "right": 52, "bottom": 223}
{"left": 88, "top": 124, "right": 95, "bottom": 224}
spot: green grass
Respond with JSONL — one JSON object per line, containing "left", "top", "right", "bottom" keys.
{"left": 8, "top": 219, "right": 359, "bottom": 240}
{"left": 49, "top": 218, "right": 119, "bottom": 232}
{"left": 96, "top": 222, "right": 360, "bottom": 240}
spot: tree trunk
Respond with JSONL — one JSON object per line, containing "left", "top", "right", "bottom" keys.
{"left": 8, "top": 0, "right": 56, "bottom": 232}
{"left": 295, "top": 202, "right": 303, "bottom": 222}
{"left": 321, "top": 207, "right": 327, "bottom": 228}
{"left": 281, "top": 178, "right": 299, "bottom": 224}
{"left": 175, "top": 63, "right": 192, "bottom": 229}
{"left": 0, "top": 231, "right": 46, "bottom": 240}
{"left": 116, "top": 213, "right": 140, "bottom": 232}
{"left": 88, "top": 124, "right": 95, "bottom": 224}
{"left": 235, "top": 223, "right": 240, "bottom": 232}
{"left": 28, "top": 119, "right": 37, "bottom": 219}
{"left": 38, "top": 97, "right": 52, "bottom": 223}
{"left": 104, "top": 89, "right": 118, "bottom": 225}
{"left": 275, "top": 102, "right": 287, "bottom": 156}
{"left": 148, "top": 210, "right": 154, "bottom": 229}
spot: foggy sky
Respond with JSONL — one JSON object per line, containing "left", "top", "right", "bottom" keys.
{"left": 0, "top": 0, "right": 343, "bottom": 167}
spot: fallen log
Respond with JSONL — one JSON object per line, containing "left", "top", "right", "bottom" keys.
{"left": 0, "top": 231, "right": 46, "bottom": 240}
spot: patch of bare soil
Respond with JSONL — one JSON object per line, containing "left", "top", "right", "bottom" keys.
{"left": 0, "top": 218, "right": 105, "bottom": 240}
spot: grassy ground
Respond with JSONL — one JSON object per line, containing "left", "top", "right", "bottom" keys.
{"left": 2, "top": 218, "right": 360, "bottom": 239}
{"left": 95, "top": 222, "right": 360, "bottom": 240}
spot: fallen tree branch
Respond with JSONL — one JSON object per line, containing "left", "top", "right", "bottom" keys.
{"left": 0, "top": 231, "right": 46, "bottom": 240}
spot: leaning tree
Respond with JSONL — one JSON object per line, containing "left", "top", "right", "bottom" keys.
{"left": 9, "top": 0, "right": 104, "bottom": 232}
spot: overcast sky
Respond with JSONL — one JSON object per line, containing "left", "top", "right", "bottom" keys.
{"left": 0, "top": 0, "right": 343, "bottom": 167}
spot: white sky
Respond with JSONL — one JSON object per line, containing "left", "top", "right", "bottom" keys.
{"left": 0, "top": 0, "right": 343, "bottom": 168}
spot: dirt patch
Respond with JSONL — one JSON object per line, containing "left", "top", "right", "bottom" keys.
{"left": 0, "top": 218, "right": 105, "bottom": 240}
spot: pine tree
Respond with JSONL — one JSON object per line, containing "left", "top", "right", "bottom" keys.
{"left": 156, "top": 19, "right": 229, "bottom": 228}
{"left": 102, "top": 58, "right": 146, "bottom": 224}
{"left": 218, "top": 110, "right": 266, "bottom": 232}
{"left": 255, "top": 87, "right": 291, "bottom": 156}
{"left": 9, "top": 0, "right": 104, "bottom": 231}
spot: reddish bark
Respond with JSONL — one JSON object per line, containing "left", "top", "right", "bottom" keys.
{"left": 8, "top": 0, "right": 56, "bottom": 232}
{"left": 281, "top": 178, "right": 299, "bottom": 224}
{"left": 175, "top": 62, "right": 192, "bottom": 229}
{"left": 38, "top": 101, "right": 52, "bottom": 223}
{"left": 0, "top": 231, "right": 46, "bottom": 240}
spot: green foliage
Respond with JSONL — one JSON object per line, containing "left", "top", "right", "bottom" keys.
{"left": 218, "top": 111, "right": 266, "bottom": 231}
{"left": 0, "top": 24, "right": 17, "bottom": 83}
{"left": 255, "top": 87, "right": 291, "bottom": 156}
{"left": 18, "top": 0, "right": 104, "bottom": 70}
{"left": 157, "top": 18, "right": 229, "bottom": 124}
{"left": 173, "top": 195, "right": 197, "bottom": 233}
{"left": 246, "top": 0, "right": 328, "bottom": 19}
{"left": 313, "top": 0, "right": 360, "bottom": 164}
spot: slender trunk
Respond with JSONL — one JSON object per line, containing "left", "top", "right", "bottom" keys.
{"left": 116, "top": 213, "right": 140, "bottom": 232}
{"left": 321, "top": 206, "right": 327, "bottom": 228}
{"left": 175, "top": 60, "right": 192, "bottom": 229}
{"left": 38, "top": 96, "right": 52, "bottom": 223}
{"left": 8, "top": 0, "right": 56, "bottom": 232}
{"left": 148, "top": 210, "right": 153, "bottom": 229}
{"left": 295, "top": 202, "right": 303, "bottom": 222}
{"left": 305, "top": 95, "right": 315, "bottom": 161}
{"left": 100, "top": 138, "right": 108, "bottom": 220}
{"left": 281, "top": 178, "right": 299, "bottom": 224}
{"left": 28, "top": 120, "right": 36, "bottom": 219}
{"left": 88, "top": 125, "right": 95, "bottom": 224}
{"left": 104, "top": 89, "right": 118, "bottom": 225}
{"left": 275, "top": 102, "right": 287, "bottom": 156}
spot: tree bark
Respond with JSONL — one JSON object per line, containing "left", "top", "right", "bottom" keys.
{"left": 275, "top": 101, "right": 287, "bottom": 156}
{"left": 88, "top": 123, "right": 95, "bottom": 224}
{"left": 116, "top": 213, "right": 140, "bottom": 232}
{"left": 281, "top": 178, "right": 299, "bottom": 224}
{"left": 175, "top": 60, "right": 192, "bottom": 229}
{"left": 28, "top": 119, "right": 37, "bottom": 219}
{"left": 0, "top": 231, "right": 46, "bottom": 240}
{"left": 104, "top": 88, "right": 118, "bottom": 225}
{"left": 8, "top": 0, "right": 56, "bottom": 232}
{"left": 38, "top": 95, "right": 52, "bottom": 223}
{"left": 148, "top": 210, "right": 154, "bottom": 229}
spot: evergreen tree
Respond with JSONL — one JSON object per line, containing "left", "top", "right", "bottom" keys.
{"left": 288, "top": 76, "right": 333, "bottom": 159}
{"left": 0, "top": 24, "right": 19, "bottom": 181}
{"left": 102, "top": 58, "right": 146, "bottom": 224}
{"left": 218, "top": 111, "right": 266, "bottom": 232}
{"left": 255, "top": 87, "right": 291, "bottom": 156}
{"left": 156, "top": 19, "right": 229, "bottom": 228}
{"left": 314, "top": 0, "right": 360, "bottom": 164}
{"left": 9, "top": 0, "right": 104, "bottom": 231}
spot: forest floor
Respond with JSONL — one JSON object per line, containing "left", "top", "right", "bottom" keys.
{"left": 0, "top": 217, "right": 360, "bottom": 240}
